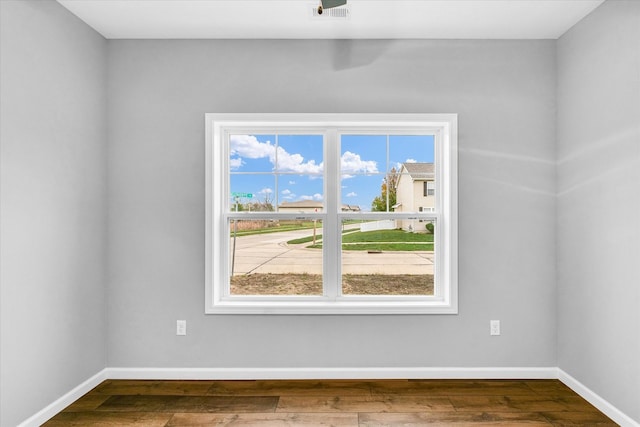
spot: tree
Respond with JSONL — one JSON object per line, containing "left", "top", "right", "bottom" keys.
{"left": 248, "top": 192, "right": 274, "bottom": 212}
{"left": 371, "top": 167, "right": 399, "bottom": 212}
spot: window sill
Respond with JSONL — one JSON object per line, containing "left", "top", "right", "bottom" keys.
{"left": 205, "top": 298, "right": 458, "bottom": 315}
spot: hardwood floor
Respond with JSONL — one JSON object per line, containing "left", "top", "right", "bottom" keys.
{"left": 43, "top": 379, "right": 617, "bottom": 426}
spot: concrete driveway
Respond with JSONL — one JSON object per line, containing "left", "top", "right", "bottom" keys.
{"left": 230, "top": 228, "right": 434, "bottom": 276}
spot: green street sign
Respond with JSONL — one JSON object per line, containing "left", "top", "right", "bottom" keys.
{"left": 232, "top": 192, "right": 253, "bottom": 198}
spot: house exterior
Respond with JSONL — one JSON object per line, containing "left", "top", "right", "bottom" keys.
{"left": 394, "top": 162, "right": 435, "bottom": 231}
{"left": 278, "top": 200, "right": 361, "bottom": 213}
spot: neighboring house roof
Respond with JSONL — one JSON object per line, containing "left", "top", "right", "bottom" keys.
{"left": 342, "top": 204, "right": 361, "bottom": 212}
{"left": 279, "top": 200, "right": 361, "bottom": 212}
{"left": 400, "top": 162, "right": 434, "bottom": 180}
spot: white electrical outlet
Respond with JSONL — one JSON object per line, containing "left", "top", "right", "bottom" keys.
{"left": 176, "top": 320, "right": 187, "bottom": 336}
{"left": 490, "top": 320, "right": 500, "bottom": 336}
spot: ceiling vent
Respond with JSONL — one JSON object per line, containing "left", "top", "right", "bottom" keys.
{"left": 311, "top": 5, "right": 350, "bottom": 19}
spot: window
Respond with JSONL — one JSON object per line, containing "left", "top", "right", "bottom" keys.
{"left": 205, "top": 114, "right": 457, "bottom": 314}
{"left": 424, "top": 181, "right": 436, "bottom": 196}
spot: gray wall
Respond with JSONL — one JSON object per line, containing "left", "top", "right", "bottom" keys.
{"left": 0, "top": 1, "right": 107, "bottom": 426}
{"left": 106, "top": 40, "right": 557, "bottom": 368}
{"left": 557, "top": 0, "right": 640, "bottom": 423}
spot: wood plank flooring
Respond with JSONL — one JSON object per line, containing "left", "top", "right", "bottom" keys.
{"left": 43, "top": 379, "right": 618, "bottom": 426}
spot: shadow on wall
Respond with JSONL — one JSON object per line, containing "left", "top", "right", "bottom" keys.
{"left": 330, "top": 40, "right": 396, "bottom": 71}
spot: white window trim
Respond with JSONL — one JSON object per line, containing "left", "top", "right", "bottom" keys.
{"left": 205, "top": 113, "right": 458, "bottom": 314}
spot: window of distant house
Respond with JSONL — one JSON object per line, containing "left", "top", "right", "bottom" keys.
{"left": 424, "top": 181, "right": 436, "bottom": 197}
{"left": 205, "top": 114, "right": 458, "bottom": 314}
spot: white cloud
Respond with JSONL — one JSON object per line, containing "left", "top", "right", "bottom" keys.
{"left": 230, "top": 134, "right": 274, "bottom": 159}
{"left": 281, "top": 189, "right": 296, "bottom": 199}
{"left": 341, "top": 151, "right": 378, "bottom": 176}
{"left": 229, "top": 157, "right": 244, "bottom": 170}
{"left": 276, "top": 146, "right": 323, "bottom": 174}
{"left": 258, "top": 187, "right": 273, "bottom": 195}
{"left": 289, "top": 180, "right": 296, "bottom": 185}
{"left": 405, "top": 158, "right": 417, "bottom": 163}
{"left": 300, "top": 193, "right": 323, "bottom": 201}
{"left": 229, "top": 134, "right": 323, "bottom": 174}
{"left": 230, "top": 136, "right": 379, "bottom": 178}
{"left": 346, "top": 192, "right": 357, "bottom": 197}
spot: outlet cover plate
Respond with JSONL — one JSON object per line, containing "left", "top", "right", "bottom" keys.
{"left": 490, "top": 320, "right": 500, "bottom": 336}
{"left": 177, "top": 320, "right": 187, "bottom": 336}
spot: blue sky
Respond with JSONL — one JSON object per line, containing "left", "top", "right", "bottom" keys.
{"left": 229, "top": 134, "right": 434, "bottom": 211}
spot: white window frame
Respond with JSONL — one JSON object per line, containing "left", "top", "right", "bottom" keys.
{"left": 205, "top": 113, "right": 457, "bottom": 314}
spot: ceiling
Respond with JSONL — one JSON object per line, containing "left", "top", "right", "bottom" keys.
{"left": 56, "top": 0, "right": 604, "bottom": 40}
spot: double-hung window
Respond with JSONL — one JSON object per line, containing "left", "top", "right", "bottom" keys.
{"left": 205, "top": 114, "right": 457, "bottom": 314}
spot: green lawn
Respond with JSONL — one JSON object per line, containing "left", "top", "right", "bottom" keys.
{"left": 287, "top": 234, "right": 323, "bottom": 245}
{"left": 287, "top": 228, "right": 358, "bottom": 245}
{"left": 308, "top": 242, "right": 434, "bottom": 251}
{"left": 237, "top": 225, "right": 434, "bottom": 252}
{"left": 342, "top": 229, "right": 433, "bottom": 243}
{"left": 306, "top": 229, "right": 434, "bottom": 251}
{"left": 230, "top": 221, "right": 317, "bottom": 237}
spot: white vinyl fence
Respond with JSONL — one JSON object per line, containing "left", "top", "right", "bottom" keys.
{"left": 360, "top": 220, "right": 397, "bottom": 232}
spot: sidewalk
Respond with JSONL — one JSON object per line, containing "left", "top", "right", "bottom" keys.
{"left": 232, "top": 231, "right": 434, "bottom": 275}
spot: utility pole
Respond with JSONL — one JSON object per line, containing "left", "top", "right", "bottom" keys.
{"left": 231, "top": 197, "right": 238, "bottom": 275}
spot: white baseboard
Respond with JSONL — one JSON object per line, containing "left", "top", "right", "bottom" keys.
{"left": 17, "top": 369, "right": 108, "bottom": 427}
{"left": 558, "top": 369, "right": 639, "bottom": 427}
{"left": 105, "top": 366, "right": 558, "bottom": 380}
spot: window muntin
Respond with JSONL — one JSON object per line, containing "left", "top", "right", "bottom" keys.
{"left": 206, "top": 114, "right": 457, "bottom": 314}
